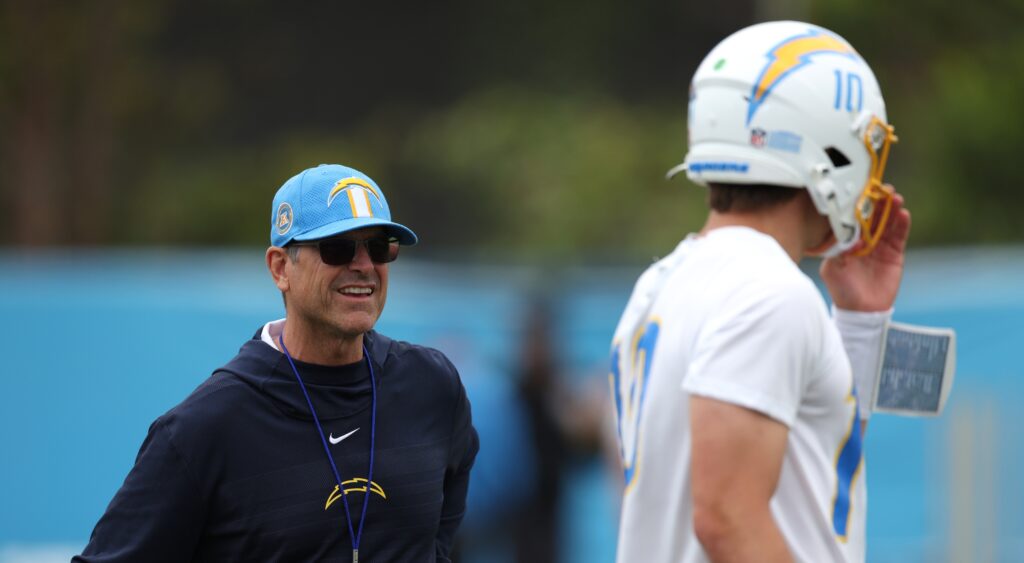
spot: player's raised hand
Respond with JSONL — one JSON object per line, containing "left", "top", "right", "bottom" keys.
{"left": 820, "top": 188, "right": 911, "bottom": 312}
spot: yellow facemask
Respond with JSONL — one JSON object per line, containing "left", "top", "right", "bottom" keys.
{"left": 853, "top": 116, "right": 898, "bottom": 256}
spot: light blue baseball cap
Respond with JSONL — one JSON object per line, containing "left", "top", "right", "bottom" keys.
{"left": 270, "top": 164, "right": 418, "bottom": 247}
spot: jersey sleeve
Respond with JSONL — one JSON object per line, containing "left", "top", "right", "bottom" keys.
{"left": 434, "top": 356, "right": 480, "bottom": 562}
{"left": 73, "top": 417, "right": 206, "bottom": 563}
{"left": 682, "top": 278, "right": 822, "bottom": 426}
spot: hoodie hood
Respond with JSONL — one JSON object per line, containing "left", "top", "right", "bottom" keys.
{"left": 215, "top": 329, "right": 394, "bottom": 421}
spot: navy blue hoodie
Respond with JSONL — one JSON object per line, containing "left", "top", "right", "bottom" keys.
{"left": 75, "top": 329, "right": 479, "bottom": 562}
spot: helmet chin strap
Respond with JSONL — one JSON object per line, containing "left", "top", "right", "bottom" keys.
{"left": 807, "top": 175, "right": 860, "bottom": 259}
{"left": 819, "top": 231, "right": 860, "bottom": 258}
{"left": 805, "top": 224, "right": 856, "bottom": 258}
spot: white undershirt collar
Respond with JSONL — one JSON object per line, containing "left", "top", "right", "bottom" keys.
{"left": 260, "top": 318, "right": 287, "bottom": 351}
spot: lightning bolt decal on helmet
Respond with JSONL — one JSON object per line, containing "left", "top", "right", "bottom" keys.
{"left": 671, "top": 20, "right": 897, "bottom": 256}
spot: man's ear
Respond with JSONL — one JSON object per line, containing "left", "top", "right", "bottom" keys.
{"left": 266, "top": 246, "right": 291, "bottom": 293}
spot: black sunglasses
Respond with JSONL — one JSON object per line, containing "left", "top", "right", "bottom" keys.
{"left": 290, "top": 237, "right": 400, "bottom": 266}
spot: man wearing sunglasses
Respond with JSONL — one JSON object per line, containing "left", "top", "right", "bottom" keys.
{"left": 610, "top": 22, "right": 910, "bottom": 563}
{"left": 76, "top": 164, "right": 479, "bottom": 563}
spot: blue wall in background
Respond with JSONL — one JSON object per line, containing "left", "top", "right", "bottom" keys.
{"left": 1, "top": 248, "right": 1022, "bottom": 562}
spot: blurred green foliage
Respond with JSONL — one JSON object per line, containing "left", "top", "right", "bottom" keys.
{"left": 2, "top": 0, "right": 1022, "bottom": 256}
{"left": 398, "top": 89, "right": 700, "bottom": 260}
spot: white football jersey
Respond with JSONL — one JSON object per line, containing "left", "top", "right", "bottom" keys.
{"left": 611, "top": 227, "right": 865, "bottom": 563}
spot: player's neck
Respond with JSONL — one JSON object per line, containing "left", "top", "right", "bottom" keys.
{"left": 280, "top": 318, "right": 365, "bottom": 366}
{"left": 701, "top": 204, "right": 808, "bottom": 263}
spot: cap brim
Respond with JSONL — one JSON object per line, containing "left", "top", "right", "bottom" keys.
{"left": 293, "top": 217, "right": 418, "bottom": 245}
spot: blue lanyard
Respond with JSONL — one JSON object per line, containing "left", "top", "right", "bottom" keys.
{"left": 279, "top": 336, "right": 377, "bottom": 563}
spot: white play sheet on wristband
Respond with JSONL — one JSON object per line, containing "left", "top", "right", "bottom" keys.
{"left": 872, "top": 322, "right": 957, "bottom": 416}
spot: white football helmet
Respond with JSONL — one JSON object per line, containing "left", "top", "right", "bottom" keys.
{"left": 669, "top": 20, "right": 897, "bottom": 256}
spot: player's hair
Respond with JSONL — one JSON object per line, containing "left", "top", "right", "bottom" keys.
{"left": 707, "top": 182, "right": 801, "bottom": 213}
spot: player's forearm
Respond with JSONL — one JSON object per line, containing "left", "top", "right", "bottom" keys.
{"left": 833, "top": 306, "right": 890, "bottom": 423}
{"left": 693, "top": 505, "right": 793, "bottom": 563}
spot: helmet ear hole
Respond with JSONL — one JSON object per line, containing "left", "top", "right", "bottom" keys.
{"left": 825, "top": 147, "right": 851, "bottom": 167}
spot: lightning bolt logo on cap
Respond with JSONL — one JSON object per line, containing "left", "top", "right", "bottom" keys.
{"left": 327, "top": 177, "right": 385, "bottom": 218}
{"left": 747, "top": 29, "right": 857, "bottom": 125}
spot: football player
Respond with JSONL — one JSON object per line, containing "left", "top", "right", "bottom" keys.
{"left": 610, "top": 21, "right": 910, "bottom": 562}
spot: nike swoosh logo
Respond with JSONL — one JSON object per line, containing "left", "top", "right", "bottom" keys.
{"left": 329, "top": 428, "right": 359, "bottom": 445}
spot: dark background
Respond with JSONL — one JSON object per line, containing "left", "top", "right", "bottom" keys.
{"left": 4, "top": 0, "right": 1023, "bottom": 257}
